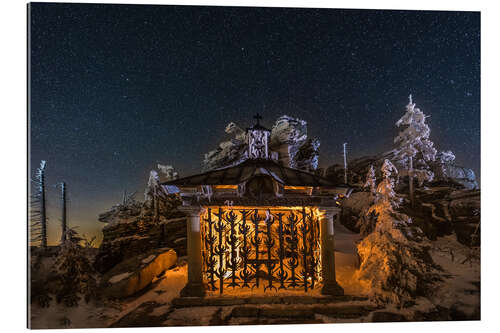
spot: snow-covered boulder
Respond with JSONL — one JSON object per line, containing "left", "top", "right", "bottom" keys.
{"left": 100, "top": 247, "right": 177, "bottom": 298}
{"left": 94, "top": 214, "right": 186, "bottom": 273}
{"left": 339, "top": 191, "right": 373, "bottom": 233}
{"left": 270, "top": 115, "right": 307, "bottom": 146}
{"left": 293, "top": 138, "right": 321, "bottom": 171}
{"left": 409, "top": 187, "right": 480, "bottom": 246}
{"left": 94, "top": 193, "right": 184, "bottom": 273}
{"left": 325, "top": 149, "right": 478, "bottom": 190}
{"left": 202, "top": 115, "right": 320, "bottom": 171}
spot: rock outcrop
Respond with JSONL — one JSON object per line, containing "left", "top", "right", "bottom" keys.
{"left": 99, "top": 247, "right": 177, "bottom": 298}
{"left": 340, "top": 186, "right": 480, "bottom": 247}
{"left": 94, "top": 195, "right": 185, "bottom": 273}
{"left": 410, "top": 187, "right": 480, "bottom": 246}
{"left": 325, "top": 150, "right": 478, "bottom": 190}
{"left": 202, "top": 115, "right": 320, "bottom": 172}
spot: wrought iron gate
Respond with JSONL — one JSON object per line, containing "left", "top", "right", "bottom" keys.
{"left": 201, "top": 206, "right": 322, "bottom": 294}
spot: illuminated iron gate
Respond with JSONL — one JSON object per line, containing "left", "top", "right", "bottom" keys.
{"left": 201, "top": 206, "right": 322, "bottom": 294}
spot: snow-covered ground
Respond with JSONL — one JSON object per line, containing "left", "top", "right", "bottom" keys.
{"left": 29, "top": 229, "right": 479, "bottom": 328}
{"left": 30, "top": 264, "right": 188, "bottom": 328}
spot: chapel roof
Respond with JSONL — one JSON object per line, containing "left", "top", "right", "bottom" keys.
{"left": 162, "top": 158, "right": 337, "bottom": 187}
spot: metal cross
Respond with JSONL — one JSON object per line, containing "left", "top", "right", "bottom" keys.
{"left": 253, "top": 113, "right": 263, "bottom": 125}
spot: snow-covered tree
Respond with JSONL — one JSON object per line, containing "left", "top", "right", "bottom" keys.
{"left": 394, "top": 95, "right": 437, "bottom": 206}
{"left": 145, "top": 170, "right": 160, "bottom": 219}
{"left": 357, "top": 160, "right": 400, "bottom": 236}
{"left": 54, "top": 228, "right": 97, "bottom": 306}
{"left": 355, "top": 159, "right": 439, "bottom": 306}
{"left": 378, "top": 159, "right": 399, "bottom": 206}
{"left": 363, "top": 164, "right": 377, "bottom": 197}
{"left": 30, "top": 160, "right": 48, "bottom": 248}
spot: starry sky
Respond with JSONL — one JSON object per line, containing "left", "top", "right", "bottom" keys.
{"left": 29, "top": 3, "right": 480, "bottom": 245}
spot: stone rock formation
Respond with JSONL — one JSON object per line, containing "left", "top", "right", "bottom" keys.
{"left": 340, "top": 186, "right": 480, "bottom": 247}
{"left": 94, "top": 194, "right": 185, "bottom": 274}
{"left": 202, "top": 115, "right": 320, "bottom": 172}
{"left": 99, "top": 247, "right": 177, "bottom": 298}
{"left": 325, "top": 149, "right": 478, "bottom": 190}
{"left": 293, "top": 138, "right": 321, "bottom": 171}
{"left": 410, "top": 187, "right": 480, "bottom": 246}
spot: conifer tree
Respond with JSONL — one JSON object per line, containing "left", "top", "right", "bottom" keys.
{"left": 394, "top": 95, "right": 437, "bottom": 206}
{"left": 54, "top": 228, "right": 96, "bottom": 306}
{"left": 364, "top": 164, "right": 377, "bottom": 197}
{"left": 145, "top": 170, "right": 160, "bottom": 220}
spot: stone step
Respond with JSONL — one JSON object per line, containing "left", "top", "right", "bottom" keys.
{"left": 172, "top": 295, "right": 369, "bottom": 308}
{"left": 230, "top": 304, "right": 378, "bottom": 320}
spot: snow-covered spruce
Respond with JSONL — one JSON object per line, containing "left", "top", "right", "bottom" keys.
{"left": 394, "top": 95, "right": 437, "bottom": 204}
{"left": 363, "top": 164, "right": 377, "bottom": 197}
{"left": 355, "top": 160, "right": 440, "bottom": 306}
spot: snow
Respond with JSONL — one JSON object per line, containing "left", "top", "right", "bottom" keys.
{"left": 394, "top": 95, "right": 437, "bottom": 183}
{"left": 141, "top": 254, "right": 156, "bottom": 264}
{"left": 30, "top": 264, "right": 188, "bottom": 329}
{"left": 30, "top": 232, "right": 479, "bottom": 328}
{"left": 109, "top": 272, "right": 133, "bottom": 284}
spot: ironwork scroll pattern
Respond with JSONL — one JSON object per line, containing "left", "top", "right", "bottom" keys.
{"left": 201, "top": 207, "right": 322, "bottom": 294}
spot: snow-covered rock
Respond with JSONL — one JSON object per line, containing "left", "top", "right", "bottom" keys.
{"left": 340, "top": 191, "right": 373, "bottom": 233}
{"left": 293, "top": 138, "right": 320, "bottom": 171}
{"left": 201, "top": 115, "right": 320, "bottom": 171}
{"left": 100, "top": 248, "right": 177, "bottom": 298}
{"left": 270, "top": 115, "right": 307, "bottom": 146}
{"left": 94, "top": 193, "right": 184, "bottom": 273}
{"left": 325, "top": 149, "right": 478, "bottom": 189}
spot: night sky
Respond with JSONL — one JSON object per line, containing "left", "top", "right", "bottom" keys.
{"left": 29, "top": 3, "right": 480, "bottom": 245}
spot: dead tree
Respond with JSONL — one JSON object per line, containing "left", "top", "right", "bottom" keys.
{"left": 59, "top": 182, "right": 67, "bottom": 243}
{"left": 30, "top": 160, "right": 48, "bottom": 248}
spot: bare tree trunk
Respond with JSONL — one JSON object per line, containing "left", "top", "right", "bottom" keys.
{"left": 409, "top": 156, "right": 414, "bottom": 207}
{"left": 60, "top": 182, "right": 67, "bottom": 243}
{"left": 40, "top": 165, "right": 47, "bottom": 249}
{"left": 343, "top": 142, "right": 348, "bottom": 184}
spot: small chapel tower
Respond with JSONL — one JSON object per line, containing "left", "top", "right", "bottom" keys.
{"left": 247, "top": 113, "right": 271, "bottom": 159}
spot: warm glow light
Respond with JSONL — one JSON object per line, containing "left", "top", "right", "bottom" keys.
{"left": 284, "top": 186, "right": 311, "bottom": 190}
{"left": 213, "top": 185, "right": 238, "bottom": 189}
{"left": 200, "top": 205, "right": 323, "bottom": 291}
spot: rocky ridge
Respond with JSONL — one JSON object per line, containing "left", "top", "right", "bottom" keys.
{"left": 325, "top": 149, "right": 478, "bottom": 190}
